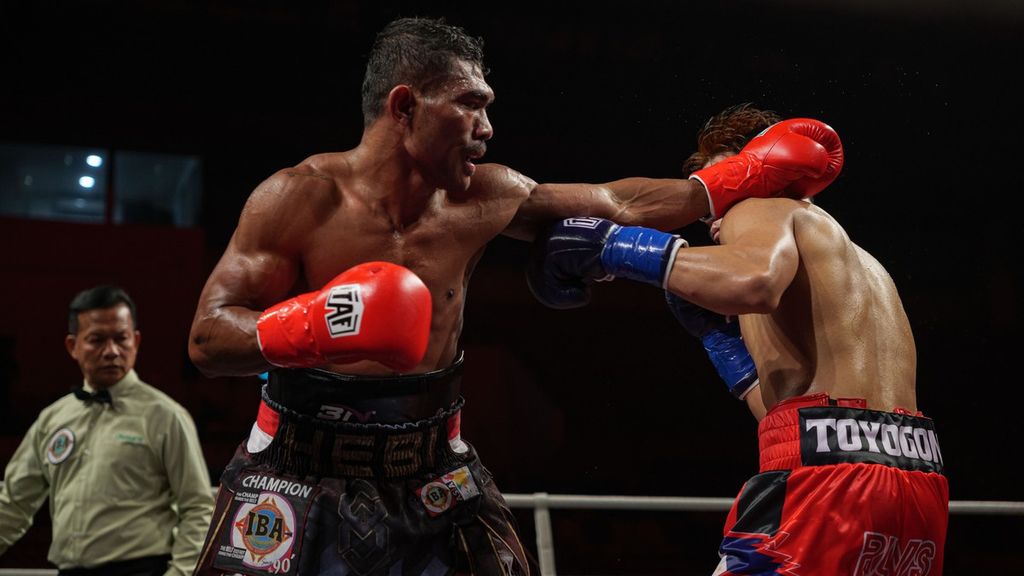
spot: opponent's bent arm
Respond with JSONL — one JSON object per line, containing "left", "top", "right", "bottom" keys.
{"left": 666, "top": 200, "right": 801, "bottom": 316}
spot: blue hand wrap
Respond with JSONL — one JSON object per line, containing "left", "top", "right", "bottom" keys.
{"left": 600, "top": 226, "right": 679, "bottom": 287}
{"left": 701, "top": 322, "right": 759, "bottom": 399}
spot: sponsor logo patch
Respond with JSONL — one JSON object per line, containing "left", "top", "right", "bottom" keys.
{"left": 213, "top": 473, "right": 317, "bottom": 575}
{"left": 46, "top": 427, "right": 75, "bottom": 465}
{"left": 324, "top": 284, "right": 363, "bottom": 338}
{"left": 229, "top": 493, "right": 296, "bottom": 571}
{"left": 799, "top": 407, "right": 943, "bottom": 473}
{"left": 416, "top": 465, "right": 480, "bottom": 517}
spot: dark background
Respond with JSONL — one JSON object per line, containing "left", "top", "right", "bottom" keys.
{"left": 1, "top": 0, "right": 1022, "bottom": 574}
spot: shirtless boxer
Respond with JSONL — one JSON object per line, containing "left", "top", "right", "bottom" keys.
{"left": 528, "top": 105, "right": 948, "bottom": 574}
{"left": 187, "top": 16, "right": 841, "bottom": 574}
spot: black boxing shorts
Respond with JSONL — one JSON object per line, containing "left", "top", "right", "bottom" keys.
{"left": 194, "top": 355, "right": 529, "bottom": 576}
{"left": 713, "top": 394, "right": 948, "bottom": 576}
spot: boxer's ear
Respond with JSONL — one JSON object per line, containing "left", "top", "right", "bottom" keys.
{"left": 387, "top": 85, "right": 415, "bottom": 125}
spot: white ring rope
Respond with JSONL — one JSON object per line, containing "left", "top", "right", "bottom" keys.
{"left": 0, "top": 492, "right": 1019, "bottom": 576}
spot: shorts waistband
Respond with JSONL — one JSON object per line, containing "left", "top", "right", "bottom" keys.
{"left": 253, "top": 392, "right": 466, "bottom": 479}
{"left": 265, "top": 352, "right": 463, "bottom": 423}
{"left": 758, "top": 393, "right": 944, "bottom": 474}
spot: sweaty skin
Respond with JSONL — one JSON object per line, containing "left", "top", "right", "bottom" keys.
{"left": 665, "top": 198, "right": 917, "bottom": 413}
{"left": 189, "top": 62, "right": 710, "bottom": 377}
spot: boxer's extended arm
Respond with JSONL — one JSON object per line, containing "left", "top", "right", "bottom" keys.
{"left": 505, "top": 118, "right": 842, "bottom": 241}
{"left": 505, "top": 176, "right": 710, "bottom": 241}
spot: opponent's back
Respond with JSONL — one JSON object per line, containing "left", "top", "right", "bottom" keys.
{"left": 738, "top": 200, "right": 917, "bottom": 412}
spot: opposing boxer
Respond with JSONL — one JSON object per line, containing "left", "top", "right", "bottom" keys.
{"left": 188, "top": 16, "right": 846, "bottom": 573}
{"left": 528, "top": 105, "right": 948, "bottom": 574}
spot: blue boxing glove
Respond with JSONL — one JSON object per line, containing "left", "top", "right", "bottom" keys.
{"left": 665, "top": 291, "right": 759, "bottom": 399}
{"left": 527, "top": 217, "right": 685, "bottom": 309}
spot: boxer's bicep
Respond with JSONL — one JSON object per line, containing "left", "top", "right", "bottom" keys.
{"left": 720, "top": 201, "right": 800, "bottom": 297}
{"left": 200, "top": 243, "right": 297, "bottom": 320}
{"left": 505, "top": 182, "right": 616, "bottom": 241}
{"left": 225, "top": 189, "right": 304, "bottom": 306}
{"left": 189, "top": 175, "right": 305, "bottom": 374}
{"left": 201, "top": 174, "right": 304, "bottom": 313}
{"left": 670, "top": 201, "right": 799, "bottom": 314}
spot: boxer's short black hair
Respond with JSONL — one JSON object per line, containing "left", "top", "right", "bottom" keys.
{"left": 361, "top": 17, "right": 486, "bottom": 126}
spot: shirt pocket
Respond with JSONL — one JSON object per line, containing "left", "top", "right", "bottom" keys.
{"left": 94, "top": 417, "right": 160, "bottom": 500}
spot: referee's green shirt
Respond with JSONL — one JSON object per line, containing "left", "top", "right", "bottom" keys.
{"left": 0, "top": 370, "right": 214, "bottom": 574}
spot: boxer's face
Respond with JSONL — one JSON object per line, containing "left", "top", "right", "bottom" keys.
{"left": 65, "top": 303, "right": 140, "bottom": 389}
{"left": 408, "top": 60, "right": 493, "bottom": 194}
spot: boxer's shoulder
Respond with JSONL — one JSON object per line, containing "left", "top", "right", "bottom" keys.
{"left": 280, "top": 155, "right": 345, "bottom": 194}
{"left": 470, "top": 163, "right": 536, "bottom": 202}
{"left": 292, "top": 152, "right": 350, "bottom": 178}
{"left": 240, "top": 160, "right": 342, "bottom": 223}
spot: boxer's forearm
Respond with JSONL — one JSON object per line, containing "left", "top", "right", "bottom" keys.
{"left": 507, "top": 178, "right": 710, "bottom": 242}
{"left": 188, "top": 306, "right": 271, "bottom": 377}
{"left": 546, "top": 178, "right": 710, "bottom": 230}
{"left": 598, "top": 177, "right": 711, "bottom": 230}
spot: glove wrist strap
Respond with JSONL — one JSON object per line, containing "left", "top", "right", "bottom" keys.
{"left": 600, "top": 226, "right": 684, "bottom": 287}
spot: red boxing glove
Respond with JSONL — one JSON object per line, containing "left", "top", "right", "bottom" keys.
{"left": 690, "top": 118, "right": 845, "bottom": 218}
{"left": 256, "top": 261, "right": 432, "bottom": 372}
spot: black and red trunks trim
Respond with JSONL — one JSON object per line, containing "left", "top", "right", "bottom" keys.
{"left": 758, "top": 393, "right": 944, "bottom": 474}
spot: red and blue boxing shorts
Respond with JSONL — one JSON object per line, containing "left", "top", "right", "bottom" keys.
{"left": 714, "top": 394, "right": 948, "bottom": 575}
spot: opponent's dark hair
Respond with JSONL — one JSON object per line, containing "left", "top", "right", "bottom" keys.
{"left": 68, "top": 285, "right": 138, "bottom": 334}
{"left": 361, "top": 17, "right": 485, "bottom": 127}
{"left": 682, "top": 103, "right": 783, "bottom": 176}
